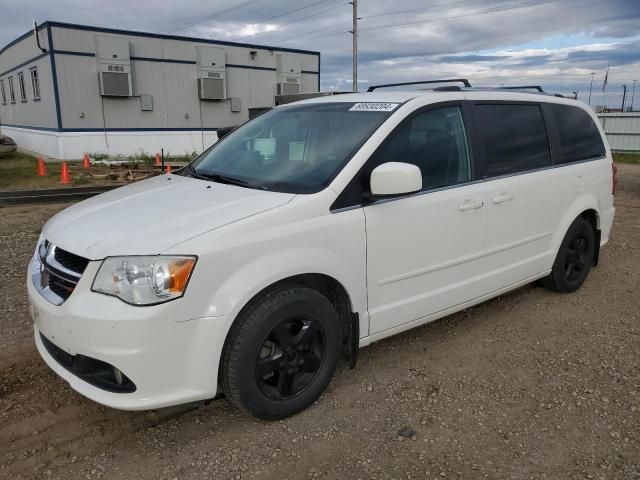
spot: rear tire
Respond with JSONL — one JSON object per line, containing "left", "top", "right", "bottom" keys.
{"left": 221, "top": 285, "right": 342, "bottom": 420}
{"left": 541, "top": 217, "right": 595, "bottom": 293}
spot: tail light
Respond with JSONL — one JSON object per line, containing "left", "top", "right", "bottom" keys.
{"left": 612, "top": 162, "right": 618, "bottom": 195}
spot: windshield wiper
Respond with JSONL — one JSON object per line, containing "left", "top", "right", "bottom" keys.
{"left": 198, "top": 172, "right": 249, "bottom": 186}
{"left": 184, "top": 164, "right": 250, "bottom": 187}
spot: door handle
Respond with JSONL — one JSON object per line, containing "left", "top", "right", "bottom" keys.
{"left": 458, "top": 199, "right": 484, "bottom": 211}
{"left": 492, "top": 192, "right": 514, "bottom": 204}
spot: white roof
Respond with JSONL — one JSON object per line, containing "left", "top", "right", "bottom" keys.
{"left": 291, "top": 88, "right": 583, "bottom": 107}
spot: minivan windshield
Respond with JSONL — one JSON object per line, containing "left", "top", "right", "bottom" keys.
{"left": 190, "top": 102, "right": 395, "bottom": 193}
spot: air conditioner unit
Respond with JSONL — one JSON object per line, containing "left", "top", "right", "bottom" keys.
{"left": 277, "top": 76, "right": 301, "bottom": 95}
{"left": 276, "top": 54, "right": 302, "bottom": 96}
{"left": 99, "top": 71, "right": 132, "bottom": 97}
{"left": 95, "top": 35, "right": 132, "bottom": 97}
{"left": 196, "top": 46, "right": 226, "bottom": 100}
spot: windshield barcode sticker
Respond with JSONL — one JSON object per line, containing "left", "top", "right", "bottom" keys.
{"left": 349, "top": 102, "right": 399, "bottom": 112}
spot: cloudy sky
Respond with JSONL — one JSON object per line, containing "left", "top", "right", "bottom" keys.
{"left": 1, "top": 0, "right": 639, "bottom": 108}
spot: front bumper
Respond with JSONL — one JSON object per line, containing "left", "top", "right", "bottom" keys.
{"left": 28, "top": 259, "right": 227, "bottom": 410}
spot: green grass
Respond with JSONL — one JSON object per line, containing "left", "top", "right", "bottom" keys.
{"left": 0, "top": 152, "right": 118, "bottom": 191}
{"left": 0, "top": 152, "right": 57, "bottom": 190}
{"left": 87, "top": 150, "right": 197, "bottom": 164}
{"left": 613, "top": 152, "right": 640, "bottom": 164}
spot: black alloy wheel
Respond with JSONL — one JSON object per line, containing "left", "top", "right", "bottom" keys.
{"left": 221, "top": 285, "right": 342, "bottom": 420}
{"left": 255, "top": 316, "right": 325, "bottom": 400}
{"left": 564, "top": 234, "right": 590, "bottom": 282}
{"left": 541, "top": 216, "right": 595, "bottom": 293}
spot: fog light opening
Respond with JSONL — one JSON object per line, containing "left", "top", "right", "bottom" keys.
{"left": 113, "top": 367, "right": 124, "bottom": 385}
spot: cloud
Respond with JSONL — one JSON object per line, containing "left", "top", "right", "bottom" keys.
{"left": 0, "top": 0, "right": 639, "bottom": 106}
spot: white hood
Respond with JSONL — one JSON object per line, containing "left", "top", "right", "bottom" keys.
{"left": 42, "top": 174, "right": 294, "bottom": 259}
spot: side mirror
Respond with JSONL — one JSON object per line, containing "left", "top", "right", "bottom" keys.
{"left": 369, "top": 162, "right": 422, "bottom": 198}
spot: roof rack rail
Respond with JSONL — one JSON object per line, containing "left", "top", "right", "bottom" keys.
{"left": 367, "top": 79, "right": 471, "bottom": 92}
{"left": 432, "top": 86, "right": 462, "bottom": 92}
{"left": 500, "top": 85, "right": 544, "bottom": 92}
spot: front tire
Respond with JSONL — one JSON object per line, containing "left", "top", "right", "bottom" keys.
{"left": 221, "top": 285, "right": 342, "bottom": 420}
{"left": 541, "top": 217, "right": 595, "bottom": 293}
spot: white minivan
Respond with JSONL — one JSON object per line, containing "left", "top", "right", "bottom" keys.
{"left": 28, "top": 81, "right": 616, "bottom": 419}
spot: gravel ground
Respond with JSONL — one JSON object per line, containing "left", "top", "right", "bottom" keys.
{"left": 0, "top": 164, "right": 639, "bottom": 480}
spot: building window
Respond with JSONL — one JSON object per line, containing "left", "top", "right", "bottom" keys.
{"left": 0, "top": 80, "right": 6, "bottom": 104}
{"left": 17, "top": 72, "right": 27, "bottom": 102}
{"left": 8, "top": 76, "right": 15, "bottom": 103}
{"left": 30, "top": 67, "right": 41, "bottom": 100}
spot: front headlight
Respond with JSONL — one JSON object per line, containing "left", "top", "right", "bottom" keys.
{"left": 92, "top": 256, "right": 197, "bottom": 305}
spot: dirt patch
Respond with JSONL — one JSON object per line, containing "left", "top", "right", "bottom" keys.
{"left": 0, "top": 164, "right": 639, "bottom": 479}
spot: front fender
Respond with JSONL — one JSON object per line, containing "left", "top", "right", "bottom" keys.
{"left": 209, "top": 247, "right": 365, "bottom": 322}
{"left": 172, "top": 205, "right": 367, "bottom": 330}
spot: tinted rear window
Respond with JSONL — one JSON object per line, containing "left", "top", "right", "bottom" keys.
{"left": 474, "top": 104, "right": 551, "bottom": 177}
{"left": 547, "top": 104, "right": 605, "bottom": 163}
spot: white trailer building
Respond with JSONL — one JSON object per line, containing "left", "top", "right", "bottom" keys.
{"left": 0, "top": 22, "right": 320, "bottom": 159}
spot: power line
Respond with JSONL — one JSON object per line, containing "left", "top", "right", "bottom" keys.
{"left": 280, "top": 0, "right": 565, "bottom": 45}
{"left": 276, "top": 21, "right": 351, "bottom": 44}
{"left": 238, "top": 1, "right": 350, "bottom": 38}
{"left": 263, "top": 0, "right": 476, "bottom": 44}
{"left": 226, "top": 0, "right": 336, "bottom": 32}
{"left": 275, "top": 0, "right": 490, "bottom": 42}
{"left": 245, "top": 0, "right": 483, "bottom": 41}
{"left": 359, "top": 0, "right": 565, "bottom": 32}
{"left": 277, "top": 27, "right": 350, "bottom": 45}
{"left": 161, "top": 0, "right": 263, "bottom": 34}
{"left": 362, "top": 0, "right": 483, "bottom": 21}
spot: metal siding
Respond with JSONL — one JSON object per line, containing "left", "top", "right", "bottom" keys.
{"left": 104, "top": 61, "right": 168, "bottom": 129}
{"left": 248, "top": 70, "right": 277, "bottom": 109}
{"left": 201, "top": 66, "right": 247, "bottom": 126}
{"left": 164, "top": 62, "right": 200, "bottom": 129}
{"left": 301, "top": 73, "right": 319, "bottom": 94}
{"left": 0, "top": 29, "right": 58, "bottom": 130}
{"left": 597, "top": 113, "right": 640, "bottom": 151}
{"left": 55, "top": 54, "right": 102, "bottom": 128}
{"left": 0, "top": 29, "right": 50, "bottom": 73}
{"left": 51, "top": 26, "right": 320, "bottom": 72}
{"left": 3, "top": 24, "right": 319, "bottom": 133}
{"left": 47, "top": 21, "right": 319, "bottom": 56}
{"left": 162, "top": 40, "right": 197, "bottom": 61}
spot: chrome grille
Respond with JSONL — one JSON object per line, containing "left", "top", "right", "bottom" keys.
{"left": 32, "top": 241, "right": 89, "bottom": 305}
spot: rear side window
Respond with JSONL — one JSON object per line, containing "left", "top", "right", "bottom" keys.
{"left": 547, "top": 104, "right": 605, "bottom": 163}
{"left": 474, "top": 104, "right": 551, "bottom": 177}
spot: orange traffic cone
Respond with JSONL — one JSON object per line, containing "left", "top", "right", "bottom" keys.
{"left": 59, "top": 161, "right": 71, "bottom": 184}
{"left": 82, "top": 153, "right": 91, "bottom": 169}
{"left": 165, "top": 164, "right": 172, "bottom": 174}
{"left": 36, "top": 156, "right": 47, "bottom": 176}
{"left": 154, "top": 152, "right": 161, "bottom": 166}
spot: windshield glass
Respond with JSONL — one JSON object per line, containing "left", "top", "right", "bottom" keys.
{"left": 191, "top": 102, "right": 395, "bottom": 193}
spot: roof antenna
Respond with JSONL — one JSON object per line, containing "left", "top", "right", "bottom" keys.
{"left": 33, "top": 20, "right": 47, "bottom": 53}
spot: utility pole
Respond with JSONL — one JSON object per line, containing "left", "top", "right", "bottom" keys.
{"left": 350, "top": 0, "right": 358, "bottom": 92}
{"left": 588, "top": 72, "right": 595, "bottom": 105}
{"left": 631, "top": 80, "right": 637, "bottom": 112}
{"left": 621, "top": 84, "right": 627, "bottom": 111}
